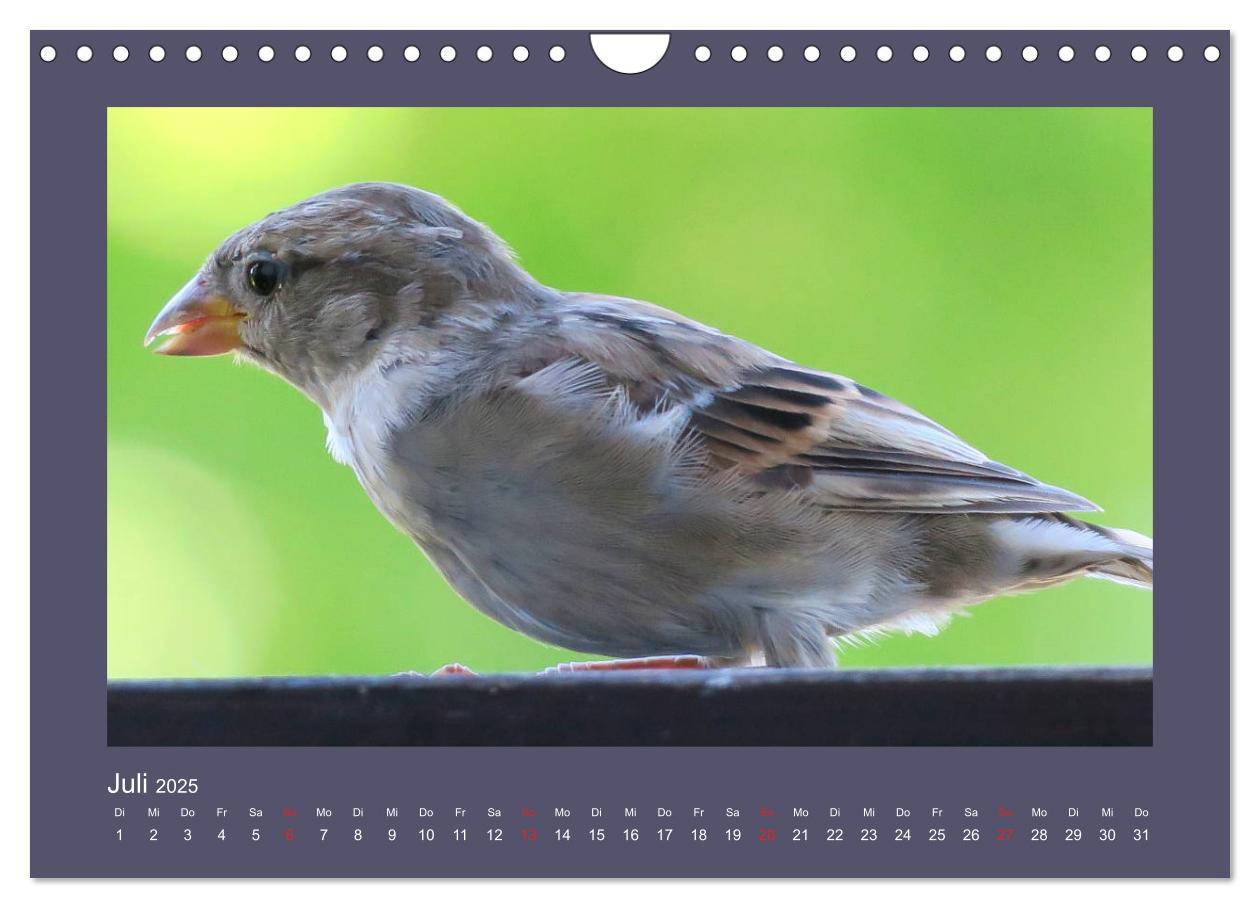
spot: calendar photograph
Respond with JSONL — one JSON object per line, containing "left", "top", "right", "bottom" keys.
{"left": 106, "top": 105, "right": 1153, "bottom": 745}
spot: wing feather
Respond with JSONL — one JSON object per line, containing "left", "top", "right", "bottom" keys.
{"left": 547, "top": 293, "right": 1097, "bottom": 514}
{"left": 692, "top": 365, "right": 1097, "bottom": 513}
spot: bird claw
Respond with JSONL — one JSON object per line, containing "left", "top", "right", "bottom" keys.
{"left": 431, "top": 662, "right": 479, "bottom": 677}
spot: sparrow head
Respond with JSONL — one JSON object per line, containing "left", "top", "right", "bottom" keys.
{"left": 144, "top": 182, "right": 531, "bottom": 403}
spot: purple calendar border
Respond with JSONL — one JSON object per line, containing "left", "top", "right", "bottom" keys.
{"left": 29, "top": 30, "right": 1229, "bottom": 878}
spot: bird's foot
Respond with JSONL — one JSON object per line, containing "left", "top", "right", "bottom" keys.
{"left": 392, "top": 667, "right": 477, "bottom": 678}
{"left": 540, "top": 655, "right": 716, "bottom": 674}
{"left": 431, "top": 662, "right": 479, "bottom": 677}
{"left": 404, "top": 656, "right": 721, "bottom": 677}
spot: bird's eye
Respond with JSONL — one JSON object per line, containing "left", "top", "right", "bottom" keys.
{"left": 247, "top": 259, "right": 282, "bottom": 296}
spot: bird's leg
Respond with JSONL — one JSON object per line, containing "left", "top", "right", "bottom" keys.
{"left": 540, "top": 655, "right": 717, "bottom": 673}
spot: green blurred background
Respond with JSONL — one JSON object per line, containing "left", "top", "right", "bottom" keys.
{"left": 107, "top": 107, "right": 1152, "bottom": 678}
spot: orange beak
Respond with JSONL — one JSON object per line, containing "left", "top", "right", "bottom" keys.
{"left": 144, "top": 276, "right": 245, "bottom": 356}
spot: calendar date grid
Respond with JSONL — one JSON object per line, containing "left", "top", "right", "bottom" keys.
{"left": 113, "top": 802, "right": 1153, "bottom": 851}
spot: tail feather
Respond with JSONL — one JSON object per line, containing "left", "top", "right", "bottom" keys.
{"left": 994, "top": 515, "right": 1153, "bottom": 592}
{"left": 1083, "top": 524, "right": 1153, "bottom": 589}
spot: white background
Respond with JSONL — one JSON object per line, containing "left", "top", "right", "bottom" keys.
{"left": 3, "top": 0, "right": 1251, "bottom": 903}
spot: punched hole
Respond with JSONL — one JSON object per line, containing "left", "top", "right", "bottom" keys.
{"left": 589, "top": 33, "right": 665, "bottom": 72}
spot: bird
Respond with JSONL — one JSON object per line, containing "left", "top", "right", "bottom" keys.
{"left": 145, "top": 182, "right": 1152, "bottom": 671}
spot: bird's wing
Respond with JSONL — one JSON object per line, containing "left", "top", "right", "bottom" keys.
{"left": 548, "top": 294, "right": 1097, "bottom": 514}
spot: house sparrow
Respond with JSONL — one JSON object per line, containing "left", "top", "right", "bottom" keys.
{"left": 145, "top": 182, "right": 1152, "bottom": 670}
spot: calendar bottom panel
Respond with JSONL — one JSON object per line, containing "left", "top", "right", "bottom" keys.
{"left": 33, "top": 748, "right": 1224, "bottom": 878}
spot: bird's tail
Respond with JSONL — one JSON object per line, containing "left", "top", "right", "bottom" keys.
{"left": 1080, "top": 522, "right": 1153, "bottom": 588}
{"left": 993, "top": 514, "right": 1153, "bottom": 592}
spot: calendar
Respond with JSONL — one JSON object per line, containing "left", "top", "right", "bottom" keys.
{"left": 28, "top": 29, "right": 1229, "bottom": 879}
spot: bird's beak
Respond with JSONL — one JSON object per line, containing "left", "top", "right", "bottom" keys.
{"left": 144, "top": 276, "right": 245, "bottom": 356}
